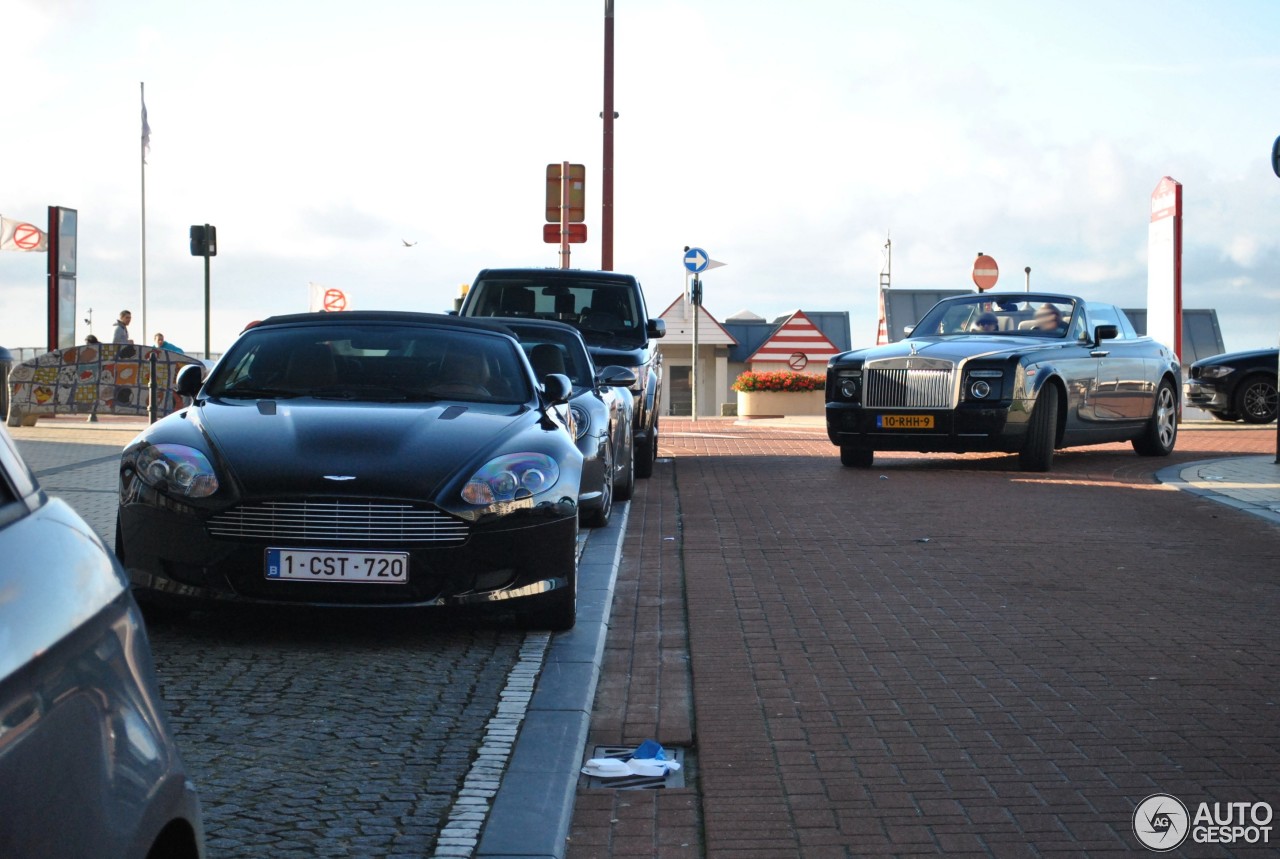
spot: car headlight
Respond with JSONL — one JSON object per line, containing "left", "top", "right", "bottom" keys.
{"left": 835, "top": 369, "right": 861, "bottom": 401}
{"left": 1199, "top": 366, "right": 1234, "bottom": 379}
{"left": 569, "top": 403, "right": 590, "bottom": 440}
{"left": 135, "top": 443, "right": 219, "bottom": 498}
{"left": 966, "top": 368, "right": 1003, "bottom": 401}
{"left": 462, "top": 453, "right": 560, "bottom": 505}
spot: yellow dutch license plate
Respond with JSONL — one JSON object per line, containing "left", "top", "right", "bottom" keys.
{"left": 877, "top": 414, "right": 934, "bottom": 429}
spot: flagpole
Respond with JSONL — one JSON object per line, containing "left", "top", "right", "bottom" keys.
{"left": 140, "top": 81, "right": 148, "bottom": 341}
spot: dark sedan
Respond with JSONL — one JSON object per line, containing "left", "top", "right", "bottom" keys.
{"left": 1185, "top": 347, "right": 1278, "bottom": 424}
{"left": 0, "top": 425, "right": 204, "bottom": 858}
{"left": 826, "top": 292, "right": 1181, "bottom": 471}
{"left": 498, "top": 318, "right": 636, "bottom": 527}
{"left": 117, "top": 311, "right": 583, "bottom": 629}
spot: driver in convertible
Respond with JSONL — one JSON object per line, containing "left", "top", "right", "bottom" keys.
{"left": 973, "top": 312, "right": 1000, "bottom": 333}
{"left": 1032, "top": 304, "right": 1066, "bottom": 334}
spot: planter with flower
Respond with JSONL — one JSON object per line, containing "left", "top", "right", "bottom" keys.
{"left": 733, "top": 370, "right": 826, "bottom": 418}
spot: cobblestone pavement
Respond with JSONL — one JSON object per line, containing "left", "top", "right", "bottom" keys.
{"left": 146, "top": 608, "right": 525, "bottom": 858}
{"left": 571, "top": 420, "right": 1280, "bottom": 858}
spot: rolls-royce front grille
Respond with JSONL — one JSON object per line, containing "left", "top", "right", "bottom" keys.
{"left": 865, "top": 368, "right": 954, "bottom": 409}
{"left": 207, "top": 501, "right": 468, "bottom": 544}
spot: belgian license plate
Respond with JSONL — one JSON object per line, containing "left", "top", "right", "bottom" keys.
{"left": 877, "top": 414, "right": 935, "bottom": 429}
{"left": 266, "top": 548, "right": 409, "bottom": 584}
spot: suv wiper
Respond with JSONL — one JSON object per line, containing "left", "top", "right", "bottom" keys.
{"left": 218, "top": 384, "right": 299, "bottom": 399}
{"left": 309, "top": 385, "right": 411, "bottom": 402}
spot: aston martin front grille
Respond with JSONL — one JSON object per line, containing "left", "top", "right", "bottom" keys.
{"left": 207, "top": 501, "right": 468, "bottom": 544}
{"left": 865, "top": 368, "right": 954, "bottom": 409}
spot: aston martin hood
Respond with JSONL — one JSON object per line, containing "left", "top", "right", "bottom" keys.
{"left": 194, "top": 399, "right": 534, "bottom": 500}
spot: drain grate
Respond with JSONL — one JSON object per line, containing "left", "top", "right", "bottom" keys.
{"left": 581, "top": 744, "right": 689, "bottom": 789}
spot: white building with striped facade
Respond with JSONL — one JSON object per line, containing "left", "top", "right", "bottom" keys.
{"left": 657, "top": 296, "right": 851, "bottom": 418}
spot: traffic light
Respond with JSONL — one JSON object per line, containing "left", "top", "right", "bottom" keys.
{"left": 189, "top": 224, "right": 217, "bottom": 256}
{"left": 690, "top": 277, "right": 703, "bottom": 306}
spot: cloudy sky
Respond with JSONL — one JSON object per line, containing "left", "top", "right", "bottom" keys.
{"left": 2, "top": 0, "right": 1279, "bottom": 355}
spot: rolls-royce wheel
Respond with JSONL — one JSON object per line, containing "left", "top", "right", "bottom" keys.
{"left": 1019, "top": 387, "right": 1058, "bottom": 472}
{"left": 839, "top": 445, "right": 874, "bottom": 468}
{"left": 1133, "top": 380, "right": 1178, "bottom": 456}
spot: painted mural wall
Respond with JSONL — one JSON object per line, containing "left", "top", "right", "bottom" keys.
{"left": 6, "top": 343, "right": 202, "bottom": 426}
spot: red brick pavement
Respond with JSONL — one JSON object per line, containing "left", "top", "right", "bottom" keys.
{"left": 568, "top": 420, "right": 1279, "bottom": 858}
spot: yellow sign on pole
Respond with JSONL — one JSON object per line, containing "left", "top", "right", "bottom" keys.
{"left": 545, "top": 163, "right": 585, "bottom": 223}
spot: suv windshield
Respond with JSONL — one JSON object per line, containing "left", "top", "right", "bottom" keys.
{"left": 467, "top": 275, "right": 646, "bottom": 347}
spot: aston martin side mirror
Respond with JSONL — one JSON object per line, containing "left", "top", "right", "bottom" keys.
{"left": 540, "top": 373, "right": 572, "bottom": 405}
{"left": 175, "top": 364, "right": 204, "bottom": 398}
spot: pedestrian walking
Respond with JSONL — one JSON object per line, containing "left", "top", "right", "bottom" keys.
{"left": 113, "top": 310, "right": 134, "bottom": 344}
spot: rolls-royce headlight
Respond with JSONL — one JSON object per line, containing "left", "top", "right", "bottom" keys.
{"left": 135, "top": 443, "right": 219, "bottom": 498}
{"left": 462, "top": 453, "right": 560, "bottom": 505}
{"left": 569, "top": 404, "right": 590, "bottom": 440}
{"left": 970, "top": 380, "right": 992, "bottom": 399}
{"left": 836, "top": 369, "right": 862, "bottom": 401}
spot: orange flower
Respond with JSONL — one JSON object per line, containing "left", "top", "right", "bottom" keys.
{"left": 732, "top": 371, "right": 825, "bottom": 393}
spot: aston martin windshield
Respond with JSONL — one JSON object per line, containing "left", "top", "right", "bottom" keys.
{"left": 207, "top": 323, "right": 533, "bottom": 404}
{"left": 913, "top": 295, "right": 1080, "bottom": 339}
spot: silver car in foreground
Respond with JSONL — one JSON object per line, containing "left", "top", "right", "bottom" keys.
{"left": 0, "top": 425, "right": 204, "bottom": 859}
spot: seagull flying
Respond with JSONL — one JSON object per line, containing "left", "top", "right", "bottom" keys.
{"left": 401, "top": 239, "right": 418, "bottom": 247}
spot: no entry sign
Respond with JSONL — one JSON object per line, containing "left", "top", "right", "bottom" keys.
{"left": 972, "top": 254, "right": 999, "bottom": 291}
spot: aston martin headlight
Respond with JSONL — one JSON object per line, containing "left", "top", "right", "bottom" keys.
{"left": 135, "top": 443, "right": 219, "bottom": 498}
{"left": 461, "top": 453, "right": 560, "bottom": 505}
{"left": 569, "top": 404, "right": 590, "bottom": 440}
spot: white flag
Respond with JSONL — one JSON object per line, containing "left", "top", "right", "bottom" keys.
{"left": 142, "top": 98, "right": 151, "bottom": 164}
{"left": 309, "top": 282, "right": 350, "bottom": 312}
{"left": 0, "top": 216, "right": 48, "bottom": 252}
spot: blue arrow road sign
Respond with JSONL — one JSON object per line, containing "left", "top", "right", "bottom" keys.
{"left": 683, "top": 247, "right": 709, "bottom": 273}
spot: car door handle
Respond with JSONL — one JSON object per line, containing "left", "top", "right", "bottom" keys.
{"left": 1090, "top": 351, "right": 1110, "bottom": 358}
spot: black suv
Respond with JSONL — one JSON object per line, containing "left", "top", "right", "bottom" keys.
{"left": 459, "top": 268, "right": 666, "bottom": 477}
{"left": 1185, "top": 347, "right": 1278, "bottom": 424}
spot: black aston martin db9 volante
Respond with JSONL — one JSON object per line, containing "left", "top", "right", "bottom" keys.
{"left": 826, "top": 292, "right": 1180, "bottom": 471}
{"left": 117, "top": 311, "right": 583, "bottom": 629}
